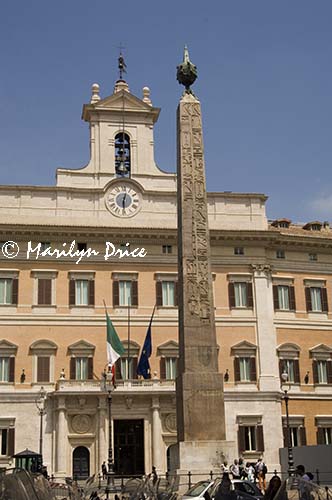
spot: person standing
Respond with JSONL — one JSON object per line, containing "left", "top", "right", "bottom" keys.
{"left": 255, "top": 458, "right": 267, "bottom": 492}
{"left": 230, "top": 459, "right": 240, "bottom": 479}
{"left": 245, "top": 463, "right": 255, "bottom": 483}
{"left": 101, "top": 461, "right": 107, "bottom": 480}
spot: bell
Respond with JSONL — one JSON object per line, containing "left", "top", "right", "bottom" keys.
{"left": 117, "top": 161, "right": 128, "bottom": 175}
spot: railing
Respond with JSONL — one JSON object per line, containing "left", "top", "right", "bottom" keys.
{"left": 56, "top": 378, "right": 175, "bottom": 392}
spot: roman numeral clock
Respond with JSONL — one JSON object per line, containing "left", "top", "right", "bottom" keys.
{"left": 105, "top": 182, "right": 141, "bottom": 218}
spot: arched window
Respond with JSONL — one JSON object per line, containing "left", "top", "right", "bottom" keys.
{"left": 115, "top": 132, "right": 131, "bottom": 176}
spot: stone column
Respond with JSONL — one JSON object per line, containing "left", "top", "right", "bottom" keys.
{"left": 56, "top": 396, "right": 67, "bottom": 478}
{"left": 98, "top": 396, "right": 107, "bottom": 469}
{"left": 151, "top": 397, "right": 163, "bottom": 473}
{"left": 252, "top": 264, "right": 280, "bottom": 391}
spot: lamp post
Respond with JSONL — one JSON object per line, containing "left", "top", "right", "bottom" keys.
{"left": 35, "top": 386, "right": 47, "bottom": 466}
{"left": 103, "top": 366, "right": 115, "bottom": 499}
{"left": 281, "top": 371, "right": 296, "bottom": 477}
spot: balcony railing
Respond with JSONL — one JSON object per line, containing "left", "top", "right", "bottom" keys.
{"left": 55, "top": 378, "right": 175, "bottom": 392}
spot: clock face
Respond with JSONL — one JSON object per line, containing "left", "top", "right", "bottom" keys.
{"left": 105, "top": 183, "right": 141, "bottom": 217}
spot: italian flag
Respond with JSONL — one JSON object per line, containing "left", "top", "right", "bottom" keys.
{"left": 106, "top": 312, "right": 125, "bottom": 367}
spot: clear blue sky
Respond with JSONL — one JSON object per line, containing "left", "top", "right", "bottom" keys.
{"left": 1, "top": 1, "right": 332, "bottom": 222}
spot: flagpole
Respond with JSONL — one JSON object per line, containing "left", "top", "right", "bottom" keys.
{"left": 127, "top": 296, "right": 130, "bottom": 380}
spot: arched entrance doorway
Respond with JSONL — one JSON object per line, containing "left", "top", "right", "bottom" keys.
{"left": 73, "top": 446, "right": 90, "bottom": 480}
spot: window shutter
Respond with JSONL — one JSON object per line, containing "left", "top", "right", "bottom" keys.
{"left": 228, "top": 283, "right": 235, "bottom": 308}
{"left": 156, "top": 281, "right": 162, "bottom": 307}
{"left": 70, "top": 358, "right": 76, "bottom": 380}
{"left": 300, "top": 427, "right": 307, "bottom": 446}
{"left": 9, "top": 357, "right": 15, "bottom": 382}
{"left": 115, "top": 360, "right": 122, "bottom": 380}
{"left": 312, "top": 360, "right": 318, "bottom": 384}
{"left": 174, "top": 282, "right": 178, "bottom": 306}
{"left": 131, "top": 280, "right": 138, "bottom": 307}
{"left": 87, "top": 357, "right": 93, "bottom": 380}
{"left": 279, "top": 359, "right": 284, "bottom": 379}
{"left": 234, "top": 357, "right": 240, "bottom": 382}
{"left": 321, "top": 288, "right": 328, "bottom": 312}
{"left": 12, "top": 278, "right": 18, "bottom": 305}
{"left": 8, "top": 428, "right": 15, "bottom": 456}
{"left": 289, "top": 286, "right": 296, "bottom": 311}
{"left": 175, "top": 358, "right": 179, "bottom": 378}
{"left": 247, "top": 283, "right": 253, "bottom": 308}
{"left": 88, "top": 280, "right": 95, "bottom": 306}
{"left": 327, "top": 361, "right": 332, "bottom": 384}
{"left": 305, "top": 287, "right": 312, "bottom": 312}
{"left": 256, "top": 425, "right": 264, "bottom": 451}
{"left": 69, "top": 280, "right": 75, "bottom": 306}
{"left": 294, "top": 359, "right": 300, "bottom": 384}
{"left": 317, "top": 427, "right": 324, "bottom": 445}
{"left": 132, "top": 357, "right": 138, "bottom": 379}
{"left": 250, "top": 357, "right": 257, "bottom": 382}
{"left": 273, "top": 285, "right": 279, "bottom": 310}
{"left": 38, "top": 279, "right": 52, "bottom": 305}
{"left": 160, "top": 357, "right": 166, "bottom": 380}
{"left": 238, "top": 426, "right": 246, "bottom": 453}
{"left": 283, "top": 426, "right": 288, "bottom": 447}
{"left": 113, "top": 281, "right": 119, "bottom": 307}
{"left": 37, "top": 357, "right": 50, "bottom": 383}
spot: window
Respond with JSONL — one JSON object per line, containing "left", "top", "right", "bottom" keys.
{"left": 117, "top": 357, "right": 138, "bottom": 379}
{"left": 0, "top": 425, "right": 15, "bottom": 457}
{"left": 228, "top": 282, "right": 253, "bottom": 309}
{"left": 273, "top": 284, "right": 296, "bottom": 311}
{"left": 157, "top": 341, "right": 179, "bottom": 380}
{"left": 40, "top": 242, "right": 50, "bottom": 251}
{"left": 113, "top": 278, "right": 138, "bottom": 307}
{"left": 276, "top": 250, "right": 285, "bottom": 259}
{"left": 77, "top": 242, "right": 87, "bottom": 252}
{"left": 115, "top": 132, "right": 131, "bottom": 176}
{"left": 69, "top": 278, "right": 94, "bottom": 307}
{"left": 70, "top": 357, "right": 93, "bottom": 380}
{"left": 279, "top": 359, "right": 300, "bottom": 384}
{"left": 68, "top": 340, "right": 95, "bottom": 381}
{"left": 309, "top": 253, "right": 318, "bottom": 262}
{"left": 29, "top": 339, "right": 57, "bottom": 384}
{"left": 234, "top": 247, "right": 244, "bottom": 255}
{"left": 317, "top": 427, "right": 332, "bottom": 445}
{"left": 234, "top": 357, "right": 256, "bottom": 382}
{"left": 156, "top": 281, "right": 177, "bottom": 307}
{"left": 0, "top": 357, "right": 14, "bottom": 383}
{"left": 238, "top": 424, "right": 264, "bottom": 453}
{"left": 162, "top": 245, "right": 172, "bottom": 254}
{"left": 282, "top": 420, "right": 306, "bottom": 447}
{"left": 38, "top": 279, "right": 52, "bottom": 305}
{"left": 37, "top": 357, "right": 50, "bottom": 383}
{"left": 160, "top": 357, "right": 177, "bottom": 380}
{"left": 313, "top": 359, "right": 332, "bottom": 385}
{"left": 115, "top": 341, "right": 139, "bottom": 380}
{"left": 305, "top": 286, "right": 328, "bottom": 312}
{"left": 0, "top": 278, "right": 18, "bottom": 305}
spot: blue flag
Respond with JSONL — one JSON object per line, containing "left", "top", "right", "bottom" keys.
{"left": 137, "top": 306, "right": 155, "bottom": 379}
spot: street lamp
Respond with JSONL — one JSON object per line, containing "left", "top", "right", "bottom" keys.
{"left": 35, "top": 386, "right": 47, "bottom": 466}
{"left": 102, "top": 365, "right": 115, "bottom": 499}
{"left": 281, "top": 371, "right": 296, "bottom": 477}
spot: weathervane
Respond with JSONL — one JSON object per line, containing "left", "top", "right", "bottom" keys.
{"left": 176, "top": 45, "right": 197, "bottom": 94}
{"left": 117, "top": 43, "right": 127, "bottom": 80}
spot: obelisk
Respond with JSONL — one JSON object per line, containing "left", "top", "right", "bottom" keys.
{"left": 174, "top": 47, "right": 233, "bottom": 473}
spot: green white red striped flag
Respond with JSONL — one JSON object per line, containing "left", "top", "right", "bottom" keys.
{"left": 106, "top": 312, "right": 125, "bottom": 366}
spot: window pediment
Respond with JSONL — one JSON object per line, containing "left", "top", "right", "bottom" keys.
{"left": 309, "top": 344, "right": 332, "bottom": 360}
{"left": 231, "top": 341, "right": 257, "bottom": 357}
{"left": 30, "top": 339, "right": 57, "bottom": 355}
{"left": 277, "top": 343, "right": 300, "bottom": 359}
{"left": 68, "top": 340, "right": 95, "bottom": 356}
{"left": 0, "top": 339, "right": 18, "bottom": 355}
{"left": 122, "top": 340, "right": 140, "bottom": 357}
{"left": 157, "top": 340, "right": 179, "bottom": 357}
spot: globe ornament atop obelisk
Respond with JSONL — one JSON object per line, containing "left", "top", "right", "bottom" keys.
{"left": 173, "top": 46, "right": 234, "bottom": 476}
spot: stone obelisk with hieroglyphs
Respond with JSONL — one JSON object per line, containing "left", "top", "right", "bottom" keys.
{"left": 174, "top": 47, "right": 234, "bottom": 472}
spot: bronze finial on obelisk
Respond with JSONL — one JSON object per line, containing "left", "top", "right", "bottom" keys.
{"left": 174, "top": 46, "right": 232, "bottom": 474}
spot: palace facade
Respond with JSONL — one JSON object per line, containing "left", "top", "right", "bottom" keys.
{"left": 0, "top": 75, "right": 331, "bottom": 479}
